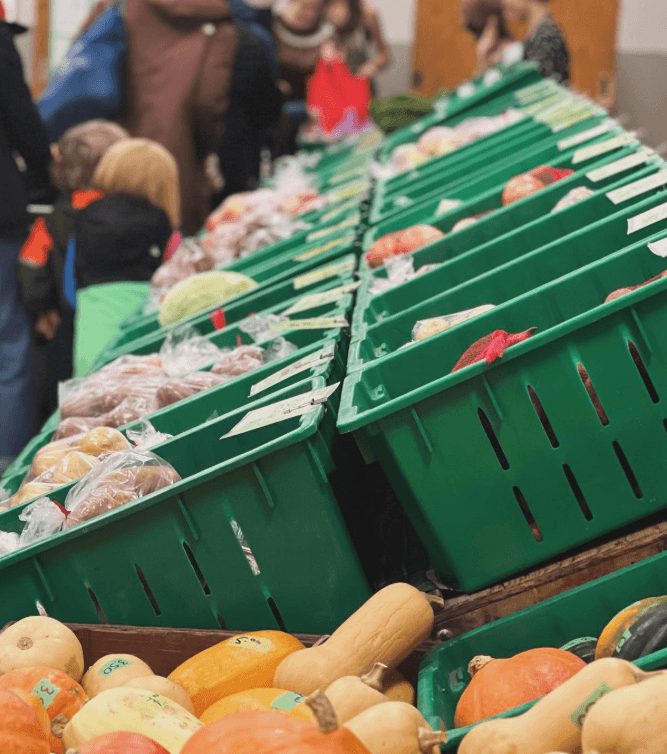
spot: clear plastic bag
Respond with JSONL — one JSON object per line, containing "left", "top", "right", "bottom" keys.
{"left": 30, "top": 427, "right": 130, "bottom": 478}
{"left": 125, "top": 419, "right": 172, "bottom": 450}
{"left": 155, "top": 371, "right": 229, "bottom": 409}
{"left": 263, "top": 338, "right": 297, "bottom": 363}
{"left": 159, "top": 325, "right": 222, "bottom": 377}
{"left": 64, "top": 448, "right": 181, "bottom": 529}
{"left": 436, "top": 198, "right": 462, "bottom": 216}
{"left": 0, "top": 531, "right": 19, "bottom": 555}
{"left": 370, "top": 257, "right": 440, "bottom": 296}
{"left": 210, "top": 345, "right": 265, "bottom": 378}
{"left": 53, "top": 416, "right": 106, "bottom": 441}
{"left": 19, "top": 498, "right": 66, "bottom": 548}
{"left": 34, "top": 451, "right": 100, "bottom": 487}
{"left": 5, "top": 482, "right": 59, "bottom": 509}
{"left": 239, "top": 314, "right": 282, "bottom": 344}
{"left": 412, "top": 305, "right": 496, "bottom": 342}
{"left": 150, "top": 238, "right": 214, "bottom": 294}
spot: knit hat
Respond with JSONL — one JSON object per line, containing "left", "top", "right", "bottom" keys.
{"left": 0, "top": 1, "right": 6, "bottom": 20}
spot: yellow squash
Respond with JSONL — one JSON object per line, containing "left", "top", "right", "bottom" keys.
{"left": 274, "top": 584, "right": 436, "bottom": 695}
{"left": 62, "top": 687, "right": 202, "bottom": 753}
{"left": 124, "top": 676, "right": 194, "bottom": 715}
{"left": 383, "top": 669, "right": 415, "bottom": 705}
{"left": 325, "top": 662, "right": 389, "bottom": 723}
{"left": 81, "top": 654, "right": 154, "bottom": 698}
{"left": 200, "top": 687, "right": 314, "bottom": 724}
{"left": 169, "top": 630, "right": 304, "bottom": 717}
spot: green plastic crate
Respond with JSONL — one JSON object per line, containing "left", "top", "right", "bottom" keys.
{"left": 93, "top": 264, "right": 356, "bottom": 370}
{"left": 418, "top": 546, "right": 667, "bottom": 749}
{"left": 339, "top": 227, "right": 667, "bottom": 590}
{"left": 0, "top": 378, "right": 371, "bottom": 633}
{"left": 349, "top": 167, "right": 667, "bottom": 358}
{"left": 378, "top": 63, "right": 545, "bottom": 159}
{"left": 370, "top": 122, "right": 629, "bottom": 225}
{"left": 0, "top": 336, "right": 345, "bottom": 497}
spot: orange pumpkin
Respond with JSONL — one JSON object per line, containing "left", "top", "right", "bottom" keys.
{"left": 181, "top": 694, "right": 371, "bottom": 754}
{"left": 454, "top": 648, "right": 586, "bottom": 727}
{"left": 0, "top": 665, "right": 88, "bottom": 753}
{"left": 596, "top": 596, "right": 667, "bottom": 660}
{"left": 9, "top": 688, "right": 50, "bottom": 736}
{"left": 0, "top": 688, "right": 50, "bottom": 754}
{"left": 69, "top": 731, "right": 171, "bottom": 753}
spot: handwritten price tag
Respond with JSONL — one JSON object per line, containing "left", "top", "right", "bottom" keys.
{"left": 627, "top": 200, "right": 667, "bottom": 234}
{"left": 32, "top": 679, "right": 60, "bottom": 710}
{"left": 606, "top": 169, "right": 667, "bottom": 205}
{"left": 249, "top": 344, "right": 336, "bottom": 397}
{"left": 648, "top": 237, "right": 667, "bottom": 258}
{"left": 98, "top": 657, "right": 133, "bottom": 677}
{"left": 329, "top": 181, "right": 368, "bottom": 204}
{"left": 272, "top": 692, "right": 306, "bottom": 712}
{"left": 282, "top": 281, "right": 361, "bottom": 316}
{"left": 131, "top": 693, "right": 170, "bottom": 719}
{"left": 294, "top": 257, "right": 356, "bottom": 289}
{"left": 306, "top": 213, "right": 358, "bottom": 243}
{"left": 230, "top": 635, "right": 274, "bottom": 654}
{"left": 222, "top": 384, "right": 340, "bottom": 438}
{"left": 294, "top": 233, "right": 354, "bottom": 262}
{"left": 572, "top": 134, "right": 634, "bottom": 165}
{"left": 267, "top": 316, "right": 349, "bottom": 332}
{"left": 319, "top": 198, "right": 358, "bottom": 224}
{"left": 558, "top": 121, "right": 614, "bottom": 151}
{"left": 587, "top": 148, "right": 653, "bottom": 183}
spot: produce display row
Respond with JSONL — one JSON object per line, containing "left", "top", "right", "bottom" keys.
{"left": 4, "top": 59, "right": 667, "bottom": 753}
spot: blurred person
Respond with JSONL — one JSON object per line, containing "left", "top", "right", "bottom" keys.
{"left": 123, "top": 0, "right": 238, "bottom": 234}
{"left": 502, "top": 0, "right": 569, "bottom": 84}
{"left": 323, "top": 0, "right": 390, "bottom": 85}
{"left": 18, "top": 120, "right": 128, "bottom": 431}
{"left": 72, "top": 139, "right": 180, "bottom": 376}
{"left": 0, "top": 6, "right": 53, "bottom": 473}
{"left": 461, "top": 0, "right": 520, "bottom": 77}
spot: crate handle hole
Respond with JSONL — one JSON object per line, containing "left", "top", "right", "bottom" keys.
{"left": 182, "top": 542, "right": 211, "bottom": 596}
{"left": 527, "top": 386, "right": 559, "bottom": 448}
{"left": 577, "top": 364, "right": 609, "bottom": 426}
{"left": 562, "top": 464, "right": 593, "bottom": 521}
{"left": 86, "top": 586, "right": 108, "bottom": 624}
{"left": 628, "top": 340, "right": 660, "bottom": 404}
{"left": 478, "top": 408, "right": 510, "bottom": 470}
{"left": 267, "top": 596, "right": 287, "bottom": 632}
{"left": 217, "top": 613, "right": 228, "bottom": 630}
{"left": 513, "top": 486, "right": 543, "bottom": 542}
{"left": 612, "top": 441, "right": 644, "bottom": 499}
{"left": 135, "top": 565, "right": 162, "bottom": 616}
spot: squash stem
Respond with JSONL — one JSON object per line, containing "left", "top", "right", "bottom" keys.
{"left": 361, "top": 662, "right": 388, "bottom": 691}
{"left": 418, "top": 726, "right": 448, "bottom": 753}
{"left": 467, "top": 655, "right": 494, "bottom": 677}
{"left": 305, "top": 690, "right": 340, "bottom": 733}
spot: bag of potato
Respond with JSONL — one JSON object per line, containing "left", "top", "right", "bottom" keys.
{"left": 30, "top": 428, "right": 130, "bottom": 479}
{"left": 64, "top": 448, "right": 181, "bottom": 528}
{"left": 0, "top": 498, "right": 68, "bottom": 556}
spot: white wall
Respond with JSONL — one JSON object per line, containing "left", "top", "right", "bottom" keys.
{"left": 617, "top": 0, "right": 667, "bottom": 54}
{"left": 372, "top": 0, "right": 417, "bottom": 97}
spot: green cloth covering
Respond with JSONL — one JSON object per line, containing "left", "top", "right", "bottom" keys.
{"left": 75, "top": 281, "right": 150, "bottom": 377}
{"left": 371, "top": 91, "right": 446, "bottom": 133}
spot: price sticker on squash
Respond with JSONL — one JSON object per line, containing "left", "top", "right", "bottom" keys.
{"left": 98, "top": 657, "right": 133, "bottom": 676}
{"left": 569, "top": 683, "right": 613, "bottom": 728}
{"left": 32, "top": 679, "right": 60, "bottom": 710}
{"left": 272, "top": 692, "right": 306, "bottom": 711}
{"left": 231, "top": 635, "right": 273, "bottom": 654}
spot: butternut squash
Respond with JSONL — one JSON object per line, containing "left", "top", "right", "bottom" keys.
{"left": 0, "top": 617, "right": 84, "bottom": 682}
{"left": 344, "top": 699, "right": 447, "bottom": 754}
{"left": 274, "top": 584, "right": 436, "bottom": 695}
{"left": 62, "top": 687, "right": 202, "bottom": 754}
{"left": 81, "top": 655, "right": 153, "bottom": 698}
{"left": 581, "top": 672, "right": 667, "bottom": 754}
{"left": 169, "top": 630, "right": 304, "bottom": 717}
{"left": 325, "top": 663, "right": 389, "bottom": 724}
{"left": 458, "top": 658, "right": 654, "bottom": 754}
{"left": 383, "top": 669, "right": 415, "bottom": 705}
{"left": 200, "top": 687, "right": 314, "bottom": 724}
{"left": 124, "top": 676, "right": 194, "bottom": 715}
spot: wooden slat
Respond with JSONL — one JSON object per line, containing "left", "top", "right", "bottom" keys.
{"left": 31, "top": 0, "right": 50, "bottom": 98}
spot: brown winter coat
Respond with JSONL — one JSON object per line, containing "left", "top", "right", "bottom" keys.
{"left": 124, "top": 0, "right": 238, "bottom": 233}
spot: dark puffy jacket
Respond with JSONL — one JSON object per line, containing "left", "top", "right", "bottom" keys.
{"left": 74, "top": 194, "right": 172, "bottom": 290}
{"left": 0, "top": 21, "right": 52, "bottom": 237}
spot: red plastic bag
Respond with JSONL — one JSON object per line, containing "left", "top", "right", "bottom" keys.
{"left": 451, "top": 329, "right": 536, "bottom": 373}
{"left": 307, "top": 58, "right": 371, "bottom": 134}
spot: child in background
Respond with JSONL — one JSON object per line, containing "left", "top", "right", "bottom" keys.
{"left": 73, "top": 138, "right": 180, "bottom": 376}
{"left": 18, "top": 120, "right": 129, "bottom": 431}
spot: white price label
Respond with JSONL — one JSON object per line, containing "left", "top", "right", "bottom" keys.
{"left": 572, "top": 135, "right": 634, "bottom": 165}
{"left": 267, "top": 316, "right": 349, "bottom": 332}
{"left": 558, "top": 122, "right": 614, "bottom": 151}
{"left": 294, "top": 257, "right": 356, "bottom": 289}
{"left": 456, "top": 82, "right": 476, "bottom": 98}
{"left": 249, "top": 345, "right": 336, "bottom": 397}
{"left": 587, "top": 148, "right": 653, "bottom": 183}
{"left": 606, "top": 169, "right": 667, "bottom": 205}
{"left": 222, "top": 384, "right": 340, "bottom": 438}
{"left": 627, "top": 201, "right": 667, "bottom": 234}
{"left": 282, "top": 281, "right": 361, "bottom": 316}
{"left": 648, "top": 237, "right": 667, "bottom": 258}
{"left": 482, "top": 69, "right": 502, "bottom": 87}
{"left": 294, "top": 233, "right": 354, "bottom": 262}
{"left": 306, "top": 214, "right": 358, "bottom": 243}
